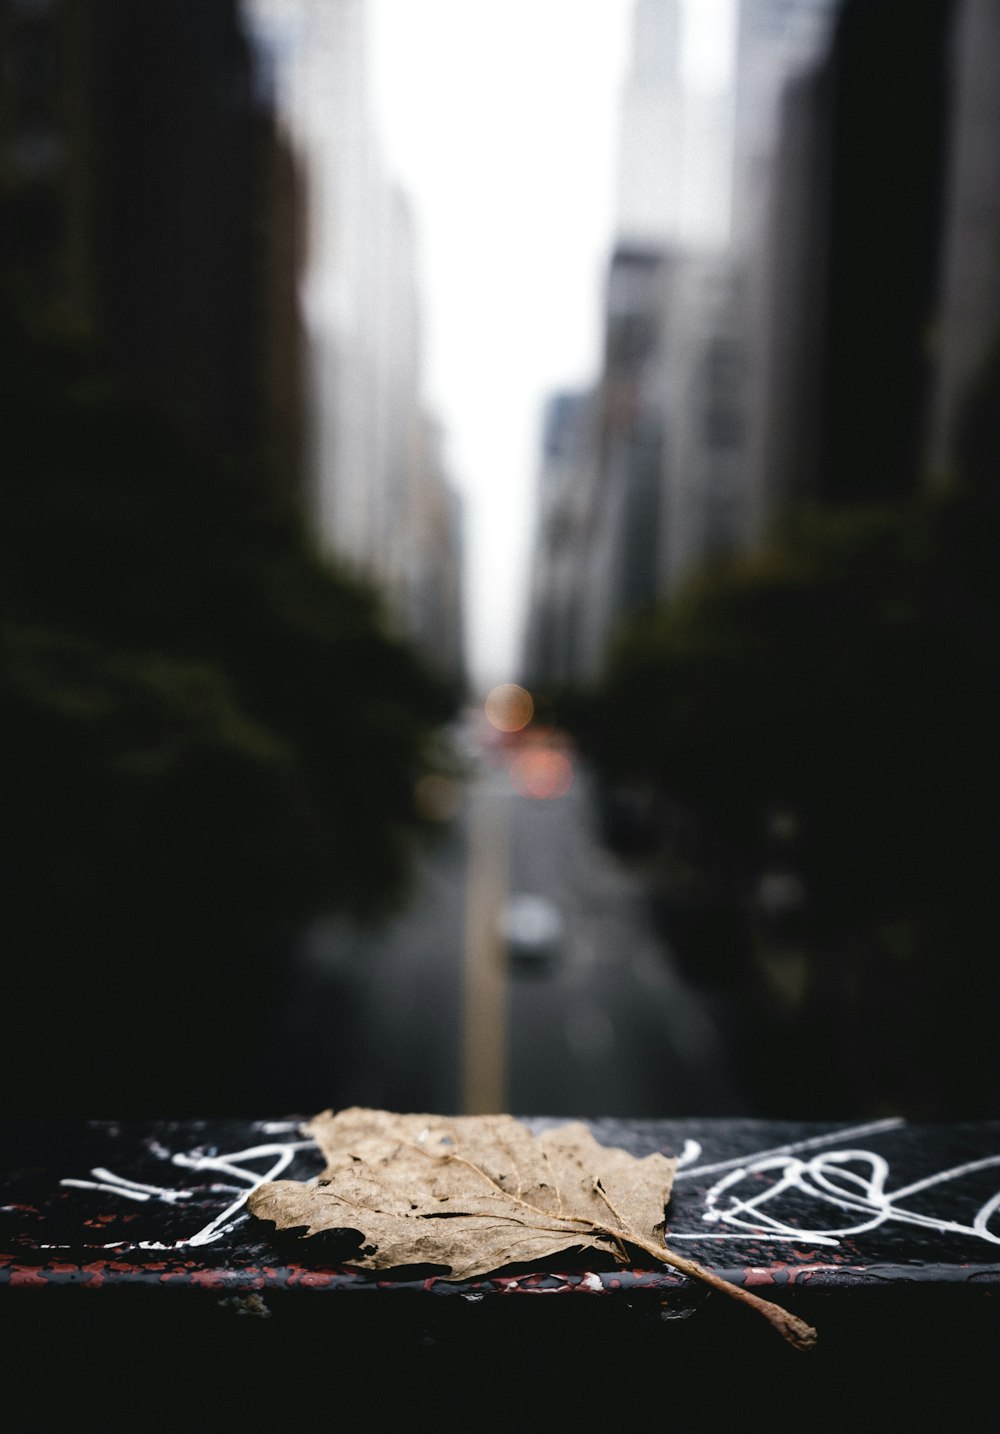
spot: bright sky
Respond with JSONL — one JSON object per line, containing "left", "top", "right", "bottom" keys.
{"left": 368, "top": 0, "right": 735, "bottom": 693}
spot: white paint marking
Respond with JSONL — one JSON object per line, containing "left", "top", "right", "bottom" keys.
{"left": 668, "top": 1126, "right": 1000, "bottom": 1248}
{"left": 674, "top": 1117, "right": 905, "bottom": 1180}
{"left": 57, "top": 1140, "right": 317, "bottom": 1250}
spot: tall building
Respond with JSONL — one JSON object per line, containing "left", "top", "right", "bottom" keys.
{"left": 245, "top": 0, "right": 466, "bottom": 684}
{"left": 658, "top": 253, "right": 746, "bottom": 589}
{"left": 728, "top": 0, "right": 840, "bottom": 538}
{"left": 614, "top": 0, "right": 685, "bottom": 246}
{"left": 746, "top": 0, "right": 954, "bottom": 514}
{"left": 615, "top": 0, "right": 734, "bottom": 250}
{"left": 538, "top": 245, "right": 669, "bottom": 682}
{"left": 729, "top": 0, "right": 838, "bottom": 259}
{"left": 813, "top": 0, "right": 952, "bottom": 502}
{"left": 527, "top": 0, "right": 1000, "bottom": 695}
{"left": 522, "top": 390, "right": 596, "bottom": 685}
{"left": 925, "top": 0, "right": 1000, "bottom": 487}
{"left": 525, "top": 0, "right": 742, "bottom": 683}
{"left": 0, "top": 0, "right": 303, "bottom": 472}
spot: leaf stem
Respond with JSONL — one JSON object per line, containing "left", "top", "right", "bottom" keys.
{"left": 631, "top": 1234, "right": 818, "bottom": 1351}
{"left": 591, "top": 1177, "right": 815, "bottom": 1349}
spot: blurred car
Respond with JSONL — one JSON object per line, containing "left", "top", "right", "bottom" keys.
{"left": 497, "top": 893, "right": 565, "bottom": 969}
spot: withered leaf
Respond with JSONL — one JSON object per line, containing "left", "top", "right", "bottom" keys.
{"left": 249, "top": 1107, "right": 816, "bottom": 1350}
{"left": 252, "top": 1108, "right": 673, "bottom": 1277}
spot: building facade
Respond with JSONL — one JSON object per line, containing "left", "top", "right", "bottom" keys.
{"left": 245, "top": 0, "right": 466, "bottom": 684}
{"left": 0, "top": 0, "right": 304, "bottom": 475}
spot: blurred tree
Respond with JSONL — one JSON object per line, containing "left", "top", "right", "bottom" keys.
{"left": 576, "top": 486, "right": 1000, "bottom": 1118}
{"left": 0, "top": 314, "right": 460, "bottom": 1116}
{"left": 0, "top": 0, "right": 463, "bottom": 1117}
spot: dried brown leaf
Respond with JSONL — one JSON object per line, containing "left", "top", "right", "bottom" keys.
{"left": 248, "top": 1107, "right": 816, "bottom": 1350}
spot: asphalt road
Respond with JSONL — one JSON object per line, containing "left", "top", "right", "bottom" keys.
{"left": 256, "top": 731, "right": 749, "bottom": 1121}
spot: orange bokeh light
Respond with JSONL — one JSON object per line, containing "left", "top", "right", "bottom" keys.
{"left": 509, "top": 747, "right": 574, "bottom": 800}
{"left": 484, "top": 683, "right": 534, "bottom": 734}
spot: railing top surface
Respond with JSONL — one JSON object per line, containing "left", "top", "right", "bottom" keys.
{"left": 3, "top": 1116, "right": 1000, "bottom": 1294}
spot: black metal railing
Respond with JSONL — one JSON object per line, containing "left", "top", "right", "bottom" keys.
{"left": 3, "top": 1114, "right": 999, "bottom": 1428}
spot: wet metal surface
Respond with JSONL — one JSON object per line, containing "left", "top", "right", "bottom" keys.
{"left": 4, "top": 1116, "right": 1000, "bottom": 1293}
{"left": 6, "top": 1116, "right": 1000, "bottom": 1430}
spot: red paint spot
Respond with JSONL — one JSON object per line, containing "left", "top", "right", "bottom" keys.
{"left": 188, "top": 1269, "right": 234, "bottom": 1288}
{"left": 9, "top": 1267, "right": 48, "bottom": 1286}
{"left": 297, "top": 1271, "right": 337, "bottom": 1288}
{"left": 743, "top": 1267, "right": 777, "bottom": 1287}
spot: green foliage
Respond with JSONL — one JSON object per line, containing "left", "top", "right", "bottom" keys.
{"left": 1, "top": 382, "right": 457, "bottom": 906}
{"left": 590, "top": 494, "right": 997, "bottom": 916}
{"left": 574, "top": 491, "right": 1000, "bottom": 1116}
{"left": 0, "top": 328, "right": 460, "bottom": 1113}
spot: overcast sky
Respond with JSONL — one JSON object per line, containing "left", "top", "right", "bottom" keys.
{"left": 369, "top": 0, "right": 735, "bottom": 692}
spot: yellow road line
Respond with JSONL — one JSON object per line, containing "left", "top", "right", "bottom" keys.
{"left": 460, "top": 776, "right": 510, "bottom": 1114}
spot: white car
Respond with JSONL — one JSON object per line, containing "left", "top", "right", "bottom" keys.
{"left": 498, "top": 893, "right": 565, "bottom": 968}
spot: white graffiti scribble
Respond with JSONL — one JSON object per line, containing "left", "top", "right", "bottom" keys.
{"left": 673, "top": 1117, "right": 905, "bottom": 1181}
{"left": 61, "top": 1168, "right": 195, "bottom": 1204}
{"left": 675, "top": 1139, "right": 703, "bottom": 1170}
{"left": 49, "top": 1117, "right": 1000, "bottom": 1259}
{"left": 53, "top": 1128, "right": 316, "bottom": 1251}
{"left": 670, "top": 1119, "right": 1000, "bottom": 1247}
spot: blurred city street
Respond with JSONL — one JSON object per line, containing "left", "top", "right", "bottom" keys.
{"left": 256, "top": 718, "right": 749, "bottom": 1121}
{"left": 5, "top": 0, "right": 1000, "bottom": 1126}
